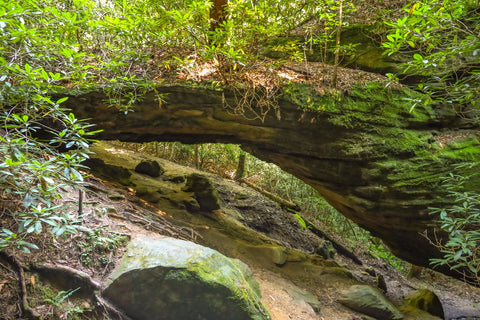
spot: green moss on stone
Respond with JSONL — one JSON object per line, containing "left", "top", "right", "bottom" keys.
{"left": 339, "top": 128, "right": 435, "bottom": 159}
{"left": 440, "top": 136, "right": 480, "bottom": 161}
{"left": 281, "top": 81, "right": 435, "bottom": 129}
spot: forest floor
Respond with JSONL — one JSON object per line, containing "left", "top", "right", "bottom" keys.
{"left": 1, "top": 142, "right": 480, "bottom": 320}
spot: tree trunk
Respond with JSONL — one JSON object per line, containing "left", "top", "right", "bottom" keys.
{"left": 234, "top": 152, "right": 246, "bottom": 180}
{"left": 194, "top": 144, "right": 200, "bottom": 169}
{"left": 210, "top": 0, "right": 229, "bottom": 32}
{"left": 332, "top": 0, "right": 343, "bottom": 88}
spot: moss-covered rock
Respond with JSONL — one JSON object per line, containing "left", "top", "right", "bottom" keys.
{"left": 82, "top": 158, "right": 132, "bottom": 186}
{"left": 103, "top": 237, "right": 269, "bottom": 320}
{"left": 339, "top": 285, "right": 403, "bottom": 320}
{"left": 182, "top": 173, "right": 221, "bottom": 212}
{"left": 135, "top": 160, "right": 164, "bottom": 177}
{"left": 401, "top": 289, "right": 444, "bottom": 320}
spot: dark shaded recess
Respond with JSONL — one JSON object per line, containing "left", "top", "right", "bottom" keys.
{"left": 82, "top": 158, "right": 131, "bottom": 185}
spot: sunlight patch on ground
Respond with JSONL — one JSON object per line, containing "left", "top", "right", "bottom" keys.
{"left": 105, "top": 147, "right": 132, "bottom": 155}
{"left": 277, "top": 70, "right": 299, "bottom": 80}
{"left": 197, "top": 62, "right": 217, "bottom": 78}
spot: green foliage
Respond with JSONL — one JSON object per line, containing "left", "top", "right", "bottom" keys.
{"left": 77, "top": 228, "right": 128, "bottom": 268}
{"left": 429, "top": 166, "right": 480, "bottom": 284}
{"left": 383, "top": 0, "right": 480, "bottom": 111}
{"left": 44, "top": 287, "right": 81, "bottom": 308}
{"left": 293, "top": 213, "right": 311, "bottom": 230}
{"left": 368, "top": 239, "right": 406, "bottom": 272}
{"left": 263, "top": 0, "right": 356, "bottom": 63}
{"left": 0, "top": 0, "right": 99, "bottom": 253}
{"left": 34, "top": 284, "right": 88, "bottom": 319}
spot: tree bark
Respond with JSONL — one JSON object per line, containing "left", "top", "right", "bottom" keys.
{"left": 194, "top": 144, "right": 200, "bottom": 169}
{"left": 210, "top": 0, "right": 229, "bottom": 32}
{"left": 234, "top": 152, "right": 246, "bottom": 180}
{"left": 332, "top": 0, "right": 343, "bottom": 88}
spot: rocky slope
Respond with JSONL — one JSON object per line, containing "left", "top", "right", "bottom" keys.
{"left": 85, "top": 141, "right": 480, "bottom": 319}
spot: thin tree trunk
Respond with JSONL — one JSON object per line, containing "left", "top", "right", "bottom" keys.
{"left": 332, "top": 0, "right": 343, "bottom": 88}
{"left": 169, "top": 142, "right": 175, "bottom": 160}
{"left": 194, "top": 144, "right": 200, "bottom": 169}
{"left": 234, "top": 152, "right": 246, "bottom": 180}
{"left": 238, "top": 178, "right": 300, "bottom": 211}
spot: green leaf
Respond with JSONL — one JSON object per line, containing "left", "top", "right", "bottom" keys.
{"left": 34, "top": 221, "right": 43, "bottom": 234}
{"left": 23, "top": 193, "right": 35, "bottom": 208}
{"left": 453, "top": 250, "right": 463, "bottom": 261}
{"left": 56, "top": 97, "right": 69, "bottom": 104}
{"left": 41, "top": 69, "right": 49, "bottom": 81}
{"left": 70, "top": 168, "right": 83, "bottom": 181}
{"left": 413, "top": 53, "right": 423, "bottom": 61}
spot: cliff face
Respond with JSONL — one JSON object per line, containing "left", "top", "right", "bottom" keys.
{"left": 65, "top": 81, "right": 480, "bottom": 276}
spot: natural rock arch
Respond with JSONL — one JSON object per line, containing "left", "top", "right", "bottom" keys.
{"left": 65, "top": 82, "right": 480, "bottom": 278}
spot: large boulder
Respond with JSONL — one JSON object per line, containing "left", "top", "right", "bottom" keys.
{"left": 339, "top": 285, "right": 404, "bottom": 320}
{"left": 400, "top": 289, "right": 444, "bottom": 320}
{"left": 102, "top": 237, "right": 269, "bottom": 320}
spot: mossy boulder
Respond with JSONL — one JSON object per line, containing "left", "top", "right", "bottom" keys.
{"left": 135, "top": 160, "right": 164, "bottom": 177}
{"left": 182, "top": 173, "right": 221, "bottom": 212}
{"left": 103, "top": 237, "right": 269, "bottom": 320}
{"left": 339, "top": 285, "right": 404, "bottom": 320}
{"left": 400, "top": 289, "right": 444, "bottom": 319}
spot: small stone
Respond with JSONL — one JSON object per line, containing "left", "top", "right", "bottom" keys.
{"left": 269, "top": 246, "right": 287, "bottom": 266}
{"left": 316, "top": 240, "right": 336, "bottom": 260}
{"left": 106, "top": 207, "right": 117, "bottom": 214}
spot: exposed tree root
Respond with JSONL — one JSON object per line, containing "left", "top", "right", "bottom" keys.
{"left": 0, "top": 254, "right": 131, "bottom": 320}
{"left": 0, "top": 250, "right": 41, "bottom": 319}
{"left": 30, "top": 263, "right": 132, "bottom": 320}
{"left": 30, "top": 263, "right": 101, "bottom": 293}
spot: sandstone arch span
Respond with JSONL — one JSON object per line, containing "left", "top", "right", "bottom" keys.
{"left": 64, "top": 83, "right": 480, "bottom": 279}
